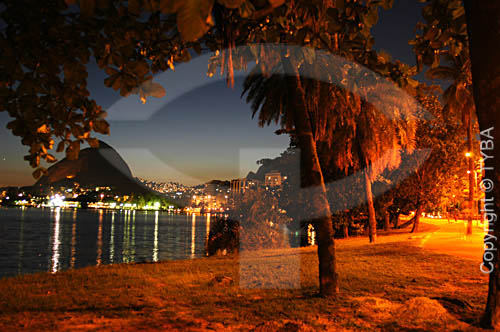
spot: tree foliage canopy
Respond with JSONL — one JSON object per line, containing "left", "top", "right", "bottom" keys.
{"left": 1, "top": 0, "right": 407, "bottom": 179}
{"left": 411, "top": 0, "right": 474, "bottom": 128}
{"left": 376, "top": 84, "right": 468, "bottom": 217}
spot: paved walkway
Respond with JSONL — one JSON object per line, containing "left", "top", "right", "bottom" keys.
{"left": 417, "top": 217, "right": 485, "bottom": 262}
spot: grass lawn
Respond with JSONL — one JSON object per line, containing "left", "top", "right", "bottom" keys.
{"left": 0, "top": 226, "right": 489, "bottom": 331}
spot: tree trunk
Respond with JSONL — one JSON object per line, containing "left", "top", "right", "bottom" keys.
{"left": 300, "top": 222, "right": 309, "bottom": 247}
{"left": 384, "top": 210, "right": 390, "bottom": 232}
{"left": 467, "top": 112, "right": 474, "bottom": 236}
{"left": 364, "top": 169, "right": 377, "bottom": 243}
{"left": 411, "top": 206, "right": 423, "bottom": 233}
{"left": 393, "top": 212, "right": 400, "bottom": 228}
{"left": 399, "top": 214, "right": 416, "bottom": 229}
{"left": 464, "top": 2, "right": 500, "bottom": 329}
{"left": 343, "top": 224, "right": 349, "bottom": 238}
{"left": 282, "top": 54, "right": 338, "bottom": 297}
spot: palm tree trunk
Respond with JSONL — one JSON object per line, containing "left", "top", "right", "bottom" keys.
{"left": 364, "top": 169, "right": 377, "bottom": 243}
{"left": 464, "top": 1, "right": 500, "bottom": 329}
{"left": 282, "top": 55, "right": 338, "bottom": 297}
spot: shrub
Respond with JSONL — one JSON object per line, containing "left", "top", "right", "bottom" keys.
{"left": 206, "top": 188, "right": 292, "bottom": 255}
{"left": 206, "top": 218, "right": 239, "bottom": 256}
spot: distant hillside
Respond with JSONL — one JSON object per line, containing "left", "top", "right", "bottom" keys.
{"left": 33, "top": 141, "right": 150, "bottom": 194}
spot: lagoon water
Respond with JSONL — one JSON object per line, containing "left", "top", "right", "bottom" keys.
{"left": 0, "top": 207, "right": 213, "bottom": 279}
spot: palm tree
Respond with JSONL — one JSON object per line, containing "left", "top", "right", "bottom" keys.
{"left": 243, "top": 53, "right": 418, "bottom": 249}
{"left": 378, "top": 85, "right": 467, "bottom": 233}
{"left": 239, "top": 0, "right": 415, "bottom": 294}
{"left": 243, "top": 56, "right": 338, "bottom": 296}
{"left": 424, "top": 59, "right": 476, "bottom": 235}
{"left": 411, "top": 0, "right": 477, "bottom": 235}
{"left": 324, "top": 61, "right": 417, "bottom": 243}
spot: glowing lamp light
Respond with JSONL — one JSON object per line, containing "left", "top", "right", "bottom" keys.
{"left": 50, "top": 194, "right": 64, "bottom": 207}
{"left": 154, "top": 202, "right": 161, "bottom": 210}
{"left": 465, "top": 152, "right": 472, "bottom": 158}
{"left": 467, "top": 170, "right": 471, "bottom": 174}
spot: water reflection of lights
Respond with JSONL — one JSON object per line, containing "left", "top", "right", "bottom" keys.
{"left": 96, "top": 209, "right": 103, "bottom": 265}
{"left": 50, "top": 208, "right": 61, "bottom": 273}
{"left": 206, "top": 213, "right": 211, "bottom": 242}
{"left": 191, "top": 214, "right": 196, "bottom": 258}
{"left": 122, "top": 210, "right": 136, "bottom": 262}
{"left": 153, "top": 211, "right": 159, "bottom": 262}
{"left": 122, "top": 210, "right": 130, "bottom": 262}
{"left": 17, "top": 208, "right": 25, "bottom": 274}
{"left": 131, "top": 210, "right": 136, "bottom": 261}
{"left": 110, "top": 212, "right": 115, "bottom": 263}
{"left": 70, "top": 209, "right": 77, "bottom": 268}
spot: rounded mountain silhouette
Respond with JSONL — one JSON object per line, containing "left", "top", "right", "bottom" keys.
{"left": 34, "top": 141, "right": 150, "bottom": 194}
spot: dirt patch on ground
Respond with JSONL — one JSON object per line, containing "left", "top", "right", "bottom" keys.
{"left": 352, "top": 296, "right": 473, "bottom": 331}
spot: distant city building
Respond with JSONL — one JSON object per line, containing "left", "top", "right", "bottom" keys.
{"left": 230, "top": 178, "right": 248, "bottom": 194}
{"left": 205, "top": 180, "right": 230, "bottom": 196}
{"left": 265, "top": 171, "right": 282, "bottom": 187}
{"left": 205, "top": 182, "right": 218, "bottom": 196}
{"left": 247, "top": 179, "right": 260, "bottom": 188}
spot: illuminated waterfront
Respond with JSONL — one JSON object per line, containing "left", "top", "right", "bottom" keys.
{"left": 0, "top": 207, "right": 214, "bottom": 278}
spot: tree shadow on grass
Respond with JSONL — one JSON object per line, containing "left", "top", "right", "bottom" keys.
{"left": 432, "top": 296, "right": 482, "bottom": 328}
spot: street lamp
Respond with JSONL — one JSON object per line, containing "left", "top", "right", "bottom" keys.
{"left": 465, "top": 151, "right": 474, "bottom": 235}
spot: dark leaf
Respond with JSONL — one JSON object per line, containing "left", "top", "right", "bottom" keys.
{"left": 32, "top": 168, "right": 45, "bottom": 179}
{"left": 159, "top": 0, "right": 183, "bottom": 13}
{"left": 334, "top": 0, "right": 344, "bottom": 10}
{"left": 217, "top": 0, "right": 245, "bottom": 9}
{"left": 268, "top": 0, "right": 285, "bottom": 8}
{"left": 46, "top": 154, "right": 57, "bottom": 163}
{"left": 362, "top": 9, "right": 378, "bottom": 28}
{"left": 426, "top": 66, "right": 457, "bottom": 80}
{"left": 177, "top": 0, "right": 215, "bottom": 42}
{"left": 381, "top": 0, "right": 394, "bottom": 10}
{"left": 193, "top": 43, "right": 202, "bottom": 55}
{"left": 239, "top": 1, "right": 255, "bottom": 18}
{"left": 93, "top": 119, "right": 110, "bottom": 135}
{"left": 79, "top": 0, "right": 95, "bottom": 16}
{"left": 56, "top": 141, "right": 65, "bottom": 153}
{"left": 128, "top": 0, "right": 141, "bottom": 15}
{"left": 86, "top": 137, "right": 100, "bottom": 148}
{"left": 66, "top": 141, "right": 81, "bottom": 160}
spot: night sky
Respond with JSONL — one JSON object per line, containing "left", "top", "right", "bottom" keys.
{"left": 0, "top": 1, "right": 424, "bottom": 187}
